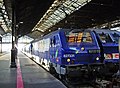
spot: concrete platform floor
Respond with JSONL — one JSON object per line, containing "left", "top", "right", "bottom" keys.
{"left": 0, "top": 51, "right": 66, "bottom": 88}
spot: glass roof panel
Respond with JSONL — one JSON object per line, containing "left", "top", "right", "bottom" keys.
{"left": 54, "top": 10, "right": 65, "bottom": 19}
{"left": 78, "top": 0, "right": 87, "bottom": 4}
{"left": 64, "top": 2, "right": 75, "bottom": 11}
{"left": 72, "top": 3, "right": 80, "bottom": 8}
{"left": 42, "top": 23, "right": 49, "bottom": 27}
{"left": 52, "top": 14, "right": 61, "bottom": 20}
{"left": 34, "top": 0, "right": 92, "bottom": 32}
{"left": 69, "top": 6, "right": 75, "bottom": 11}
{"left": 48, "top": 17, "right": 57, "bottom": 23}
{"left": 42, "top": 23, "right": 49, "bottom": 26}
{"left": 65, "top": 0, "right": 71, "bottom": 5}
{"left": 65, "top": 8, "right": 72, "bottom": 15}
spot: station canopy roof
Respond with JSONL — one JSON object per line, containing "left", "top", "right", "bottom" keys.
{"left": 0, "top": 0, "right": 11, "bottom": 35}
{"left": 3, "top": 0, "right": 120, "bottom": 39}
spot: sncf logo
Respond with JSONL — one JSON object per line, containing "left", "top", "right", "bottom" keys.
{"left": 113, "top": 53, "right": 119, "bottom": 59}
{"left": 104, "top": 53, "right": 119, "bottom": 59}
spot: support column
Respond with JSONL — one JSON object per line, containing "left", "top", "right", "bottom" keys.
{"left": 0, "top": 40, "right": 2, "bottom": 53}
{"left": 10, "top": 0, "right": 16, "bottom": 68}
{"left": 118, "top": 37, "right": 120, "bottom": 79}
{"left": 0, "top": 36, "right": 2, "bottom": 53}
{"left": 15, "top": 34, "right": 18, "bottom": 59}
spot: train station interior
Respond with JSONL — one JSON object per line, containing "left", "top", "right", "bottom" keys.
{"left": 0, "top": 0, "right": 120, "bottom": 88}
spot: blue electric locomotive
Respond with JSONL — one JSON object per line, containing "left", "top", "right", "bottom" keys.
{"left": 24, "top": 29, "right": 102, "bottom": 81}
{"left": 92, "top": 29, "right": 120, "bottom": 76}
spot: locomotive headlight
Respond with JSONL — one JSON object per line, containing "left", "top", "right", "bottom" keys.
{"left": 67, "top": 58, "right": 71, "bottom": 62}
{"left": 96, "top": 57, "right": 99, "bottom": 60}
{"left": 81, "top": 47, "right": 85, "bottom": 51}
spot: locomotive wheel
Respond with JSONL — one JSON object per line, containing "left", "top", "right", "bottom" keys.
{"left": 59, "top": 74, "right": 65, "bottom": 80}
{"left": 64, "top": 75, "right": 74, "bottom": 83}
{"left": 49, "top": 63, "right": 59, "bottom": 78}
{"left": 49, "top": 63, "right": 54, "bottom": 74}
{"left": 106, "top": 63, "right": 118, "bottom": 73}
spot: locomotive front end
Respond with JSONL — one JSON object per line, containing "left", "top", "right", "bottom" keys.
{"left": 61, "top": 29, "right": 103, "bottom": 80}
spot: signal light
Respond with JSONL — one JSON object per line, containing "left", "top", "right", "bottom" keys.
{"left": 56, "top": 58, "right": 59, "bottom": 62}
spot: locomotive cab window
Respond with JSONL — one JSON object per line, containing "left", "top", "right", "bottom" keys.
{"left": 112, "top": 33, "right": 120, "bottom": 43}
{"left": 99, "top": 33, "right": 112, "bottom": 43}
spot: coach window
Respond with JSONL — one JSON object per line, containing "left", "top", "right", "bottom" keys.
{"left": 53, "top": 36, "right": 56, "bottom": 45}
{"left": 50, "top": 38, "right": 53, "bottom": 47}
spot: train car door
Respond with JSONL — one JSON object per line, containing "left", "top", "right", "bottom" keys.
{"left": 50, "top": 36, "right": 56, "bottom": 63}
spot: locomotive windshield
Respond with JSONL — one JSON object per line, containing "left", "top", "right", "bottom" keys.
{"left": 111, "top": 33, "right": 119, "bottom": 43}
{"left": 66, "top": 31, "right": 93, "bottom": 43}
{"left": 98, "top": 33, "right": 112, "bottom": 43}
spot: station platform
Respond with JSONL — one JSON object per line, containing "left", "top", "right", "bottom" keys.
{"left": 0, "top": 51, "right": 66, "bottom": 88}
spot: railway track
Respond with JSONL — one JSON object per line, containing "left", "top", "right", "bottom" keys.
{"left": 61, "top": 77, "right": 120, "bottom": 88}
